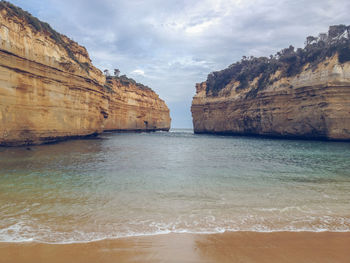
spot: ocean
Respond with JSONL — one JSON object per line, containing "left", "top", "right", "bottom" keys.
{"left": 0, "top": 129, "right": 349, "bottom": 243}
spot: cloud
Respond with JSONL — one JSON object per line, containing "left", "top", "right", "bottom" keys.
{"left": 131, "top": 69, "right": 145, "bottom": 77}
{"left": 10, "top": 0, "right": 350, "bottom": 128}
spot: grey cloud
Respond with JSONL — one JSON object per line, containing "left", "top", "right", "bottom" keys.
{"left": 10, "top": 0, "right": 350, "bottom": 127}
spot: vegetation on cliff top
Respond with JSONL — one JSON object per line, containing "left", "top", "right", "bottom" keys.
{"left": 206, "top": 25, "right": 350, "bottom": 97}
{"left": 0, "top": 1, "right": 89, "bottom": 73}
{"left": 103, "top": 69, "right": 154, "bottom": 93}
{"left": 115, "top": 75, "right": 153, "bottom": 92}
{"left": 0, "top": 1, "right": 156, "bottom": 94}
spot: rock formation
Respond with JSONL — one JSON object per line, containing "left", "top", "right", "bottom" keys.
{"left": 104, "top": 76, "right": 171, "bottom": 131}
{"left": 192, "top": 25, "right": 350, "bottom": 140}
{"left": 0, "top": 2, "right": 170, "bottom": 146}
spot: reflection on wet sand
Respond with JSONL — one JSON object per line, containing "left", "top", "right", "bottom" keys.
{"left": 1, "top": 232, "right": 350, "bottom": 263}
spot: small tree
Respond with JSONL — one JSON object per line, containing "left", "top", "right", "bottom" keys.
{"left": 306, "top": 36, "right": 317, "bottom": 46}
{"left": 114, "top": 68, "right": 120, "bottom": 77}
{"left": 318, "top": 33, "right": 328, "bottom": 42}
{"left": 103, "top": 69, "right": 110, "bottom": 77}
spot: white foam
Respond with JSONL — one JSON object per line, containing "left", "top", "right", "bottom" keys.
{"left": 0, "top": 222, "right": 36, "bottom": 243}
{"left": 1, "top": 216, "right": 350, "bottom": 244}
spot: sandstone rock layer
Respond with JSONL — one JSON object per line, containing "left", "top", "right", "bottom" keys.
{"left": 0, "top": 3, "right": 170, "bottom": 146}
{"left": 192, "top": 55, "right": 350, "bottom": 140}
{"left": 104, "top": 77, "right": 171, "bottom": 132}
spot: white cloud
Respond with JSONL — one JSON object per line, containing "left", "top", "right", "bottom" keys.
{"left": 131, "top": 69, "right": 145, "bottom": 76}
{"left": 185, "top": 19, "right": 218, "bottom": 35}
{"left": 10, "top": 0, "right": 350, "bottom": 127}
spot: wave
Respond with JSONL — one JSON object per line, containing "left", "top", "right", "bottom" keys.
{"left": 1, "top": 219, "right": 350, "bottom": 244}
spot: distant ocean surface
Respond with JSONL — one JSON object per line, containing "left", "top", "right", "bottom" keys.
{"left": 1, "top": 129, "right": 350, "bottom": 243}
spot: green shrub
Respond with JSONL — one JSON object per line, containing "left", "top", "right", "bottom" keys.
{"left": 0, "top": 1, "right": 89, "bottom": 73}
{"left": 205, "top": 25, "right": 350, "bottom": 97}
{"left": 338, "top": 46, "right": 350, "bottom": 63}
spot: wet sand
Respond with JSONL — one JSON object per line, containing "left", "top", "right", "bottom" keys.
{"left": 1, "top": 232, "right": 349, "bottom": 263}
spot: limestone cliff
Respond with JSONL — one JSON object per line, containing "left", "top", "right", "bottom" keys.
{"left": 0, "top": 2, "right": 170, "bottom": 146}
{"left": 104, "top": 76, "right": 170, "bottom": 131}
{"left": 192, "top": 26, "right": 350, "bottom": 140}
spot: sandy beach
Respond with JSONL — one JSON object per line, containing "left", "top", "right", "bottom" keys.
{"left": 1, "top": 232, "right": 349, "bottom": 263}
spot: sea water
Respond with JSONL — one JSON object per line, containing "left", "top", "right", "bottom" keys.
{"left": 0, "top": 129, "right": 350, "bottom": 243}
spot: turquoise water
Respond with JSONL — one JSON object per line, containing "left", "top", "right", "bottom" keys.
{"left": 0, "top": 129, "right": 350, "bottom": 243}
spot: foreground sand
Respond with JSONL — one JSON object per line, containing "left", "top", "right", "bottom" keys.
{"left": 1, "top": 232, "right": 349, "bottom": 263}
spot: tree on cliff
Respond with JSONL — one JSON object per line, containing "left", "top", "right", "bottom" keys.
{"left": 114, "top": 69, "right": 120, "bottom": 77}
{"left": 205, "top": 25, "right": 350, "bottom": 97}
{"left": 103, "top": 69, "right": 110, "bottom": 77}
{"left": 306, "top": 36, "right": 317, "bottom": 46}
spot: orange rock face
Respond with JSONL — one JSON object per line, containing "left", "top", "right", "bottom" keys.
{"left": 0, "top": 3, "right": 170, "bottom": 146}
{"left": 191, "top": 56, "right": 350, "bottom": 140}
{"left": 104, "top": 77, "right": 170, "bottom": 132}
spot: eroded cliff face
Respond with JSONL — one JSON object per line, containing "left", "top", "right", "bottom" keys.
{"left": 192, "top": 56, "right": 350, "bottom": 140}
{"left": 0, "top": 3, "right": 170, "bottom": 146}
{"left": 192, "top": 26, "right": 350, "bottom": 140}
{"left": 104, "top": 77, "right": 170, "bottom": 131}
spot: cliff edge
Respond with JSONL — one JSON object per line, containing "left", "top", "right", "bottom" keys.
{"left": 0, "top": 2, "right": 170, "bottom": 146}
{"left": 104, "top": 75, "right": 170, "bottom": 132}
{"left": 191, "top": 25, "right": 350, "bottom": 140}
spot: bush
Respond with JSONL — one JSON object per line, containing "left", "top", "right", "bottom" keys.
{"left": 205, "top": 24, "right": 350, "bottom": 97}
{"left": 338, "top": 46, "right": 350, "bottom": 63}
{"left": 107, "top": 75, "right": 154, "bottom": 92}
{"left": 0, "top": 1, "right": 89, "bottom": 73}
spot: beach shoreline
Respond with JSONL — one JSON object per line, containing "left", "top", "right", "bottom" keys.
{"left": 1, "top": 231, "right": 349, "bottom": 263}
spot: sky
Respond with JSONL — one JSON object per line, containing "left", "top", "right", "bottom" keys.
{"left": 10, "top": 0, "right": 350, "bottom": 128}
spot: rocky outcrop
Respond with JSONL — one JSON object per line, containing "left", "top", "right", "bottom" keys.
{"left": 192, "top": 26, "right": 350, "bottom": 140}
{"left": 0, "top": 2, "right": 170, "bottom": 146}
{"left": 104, "top": 77, "right": 170, "bottom": 131}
